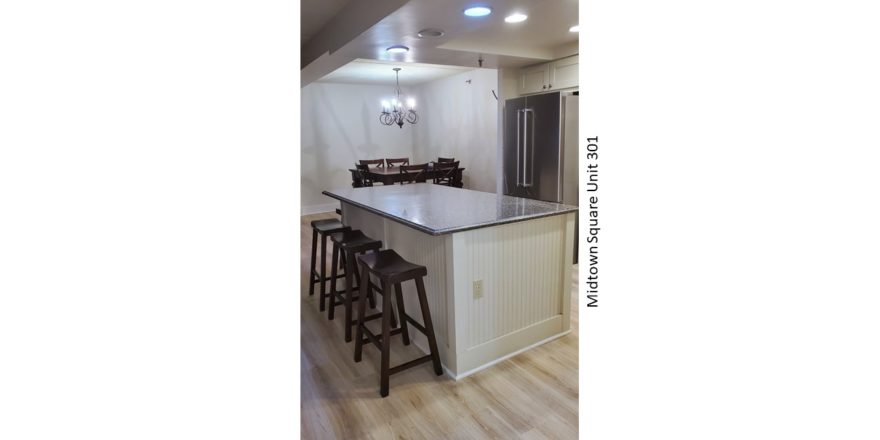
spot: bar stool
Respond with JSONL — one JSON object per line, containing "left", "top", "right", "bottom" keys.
{"left": 354, "top": 249, "right": 443, "bottom": 397}
{"left": 308, "top": 219, "right": 350, "bottom": 312}
{"left": 327, "top": 229, "right": 392, "bottom": 342}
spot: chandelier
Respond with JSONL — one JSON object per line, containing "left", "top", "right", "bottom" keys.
{"left": 380, "top": 68, "right": 418, "bottom": 128}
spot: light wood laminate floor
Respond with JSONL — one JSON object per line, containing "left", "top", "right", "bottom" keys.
{"left": 301, "top": 212, "right": 579, "bottom": 439}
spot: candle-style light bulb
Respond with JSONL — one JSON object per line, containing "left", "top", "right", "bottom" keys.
{"left": 407, "top": 98, "right": 416, "bottom": 109}
{"left": 381, "top": 100, "right": 390, "bottom": 111}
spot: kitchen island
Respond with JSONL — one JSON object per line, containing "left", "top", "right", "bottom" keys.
{"left": 322, "top": 184, "right": 577, "bottom": 379}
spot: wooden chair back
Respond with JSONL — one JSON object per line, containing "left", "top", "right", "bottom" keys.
{"left": 352, "top": 163, "right": 374, "bottom": 187}
{"left": 398, "top": 163, "right": 428, "bottom": 184}
{"left": 385, "top": 157, "right": 410, "bottom": 167}
{"left": 437, "top": 157, "right": 455, "bottom": 163}
{"left": 359, "top": 159, "right": 385, "bottom": 168}
{"left": 432, "top": 161, "right": 461, "bottom": 187}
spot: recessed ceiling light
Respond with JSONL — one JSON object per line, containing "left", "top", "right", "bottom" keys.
{"left": 463, "top": 6, "right": 492, "bottom": 17}
{"left": 504, "top": 13, "right": 528, "bottom": 23}
{"left": 417, "top": 28, "right": 445, "bottom": 38}
{"left": 569, "top": 25, "right": 580, "bottom": 32}
{"left": 386, "top": 45, "right": 409, "bottom": 53}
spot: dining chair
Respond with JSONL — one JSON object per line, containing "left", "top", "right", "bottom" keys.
{"left": 437, "top": 157, "right": 455, "bottom": 163}
{"left": 359, "top": 159, "right": 385, "bottom": 168}
{"left": 352, "top": 163, "right": 374, "bottom": 188}
{"left": 385, "top": 157, "right": 410, "bottom": 168}
{"left": 398, "top": 163, "right": 428, "bottom": 184}
{"left": 432, "top": 161, "right": 461, "bottom": 187}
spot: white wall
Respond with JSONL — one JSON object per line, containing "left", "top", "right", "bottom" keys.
{"left": 301, "top": 69, "right": 499, "bottom": 212}
{"left": 413, "top": 69, "right": 499, "bottom": 194}
{"left": 300, "top": 82, "right": 415, "bottom": 212}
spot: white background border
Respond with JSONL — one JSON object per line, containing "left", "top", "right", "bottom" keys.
{"left": 2, "top": 0, "right": 879, "bottom": 438}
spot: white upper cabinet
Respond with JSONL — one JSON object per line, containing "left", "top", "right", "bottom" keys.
{"left": 518, "top": 55, "right": 579, "bottom": 95}
{"left": 519, "top": 63, "right": 550, "bottom": 95}
{"left": 550, "top": 55, "right": 579, "bottom": 90}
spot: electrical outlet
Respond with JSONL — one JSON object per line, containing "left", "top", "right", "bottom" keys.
{"left": 473, "top": 280, "right": 484, "bottom": 299}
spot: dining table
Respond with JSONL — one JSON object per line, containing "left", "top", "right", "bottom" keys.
{"left": 349, "top": 165, "right": 466, "bottom": 186}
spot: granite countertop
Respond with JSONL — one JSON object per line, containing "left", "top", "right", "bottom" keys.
{"left": 322, "top": 184, "right": 578, "bottom": 235}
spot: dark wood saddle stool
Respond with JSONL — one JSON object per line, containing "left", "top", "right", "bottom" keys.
{"left": 354, "top": 249, "right": 443, "bottom": 397}
{"left": 308, "top": 219, "right": 350, "bottom": 310}
{"left": 328, "top": 229, "right": 396, "bottom": 342}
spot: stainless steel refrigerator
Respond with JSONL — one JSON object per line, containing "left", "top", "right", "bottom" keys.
{"left": 503, "top": 91, "right": 578, "bottom": 205}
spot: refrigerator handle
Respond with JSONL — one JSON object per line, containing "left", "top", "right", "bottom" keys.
{"left": 516, "top": 109, "right": 522, "bottom": 186}
{"left": 523, "top": 108, "right": 533, "bottom": 187}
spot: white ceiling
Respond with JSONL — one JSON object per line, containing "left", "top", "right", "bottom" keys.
{"left": 302, "top": 0, "right": 580, "bottom": 86}
{"left": 437, "top": 0, "right": 580, "bottom": 60}
{"left": 317, "top": 59, "right": 474, "bottom": 86}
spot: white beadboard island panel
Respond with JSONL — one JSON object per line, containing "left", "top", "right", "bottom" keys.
{"left": 451, "top": 212, "right": 575, "bottom": 377}
{"left": 383, "top": 215, "right": 454, "bottom": 370}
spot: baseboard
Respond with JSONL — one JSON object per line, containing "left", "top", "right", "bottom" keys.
{"left": 408, "top": 325, "right": 572, "bottom": 381}
{"left": 453, "top": 329, "right": 572, "bottom": 380}
{"left": 301, "top": 203, "right": 339, "bottom": 216}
